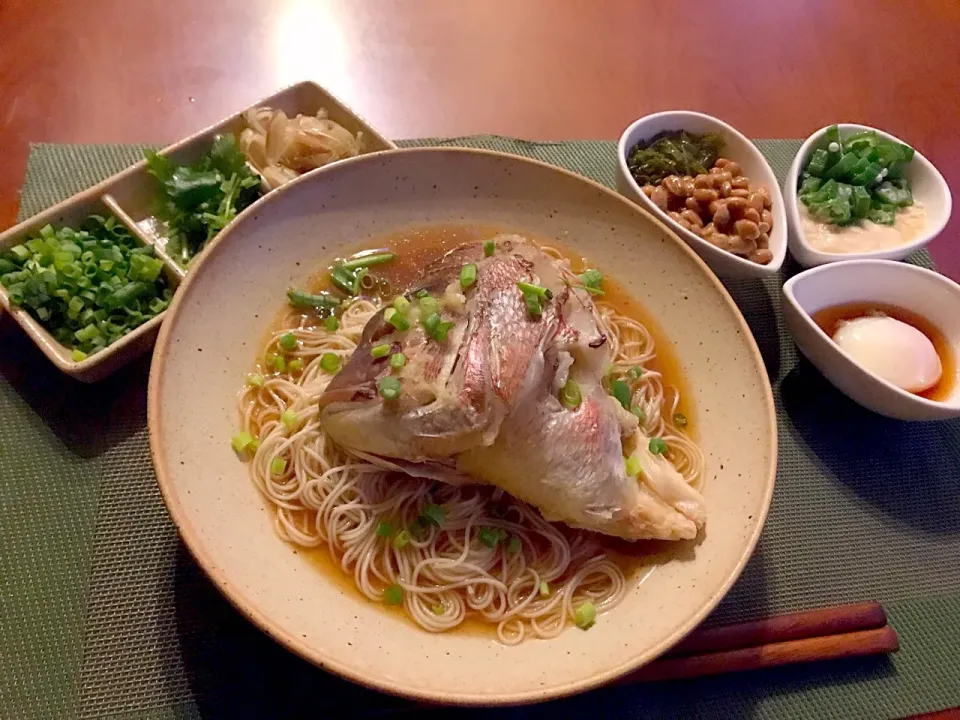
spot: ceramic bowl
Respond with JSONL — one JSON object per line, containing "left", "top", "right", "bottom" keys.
{"left": 783, "top": 259, "right": 960, "bottom": 421}
{"left": 616, "top": 111, "right": 787, "bottom": 279}
{"left": 784, "top": 124, "right": 952, "bottom": 268}
{"left": 149, "top": 147, "right": 777, "bottom": 703}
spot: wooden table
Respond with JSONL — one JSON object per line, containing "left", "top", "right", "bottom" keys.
{"left": 2, "top": 0, "right": 957, "bottom": 277}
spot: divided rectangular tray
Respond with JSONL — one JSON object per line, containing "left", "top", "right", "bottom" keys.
{"left": 0, "top": 81, "right": 396, "bottom": 381}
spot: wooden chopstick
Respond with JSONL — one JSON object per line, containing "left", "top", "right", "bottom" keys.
{"left": 623, "top": 602, "right": 899, "bottom": 684}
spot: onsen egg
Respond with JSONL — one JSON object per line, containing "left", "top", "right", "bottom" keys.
{"left": 832, "top": 315, "right": 942, "bottom": 393}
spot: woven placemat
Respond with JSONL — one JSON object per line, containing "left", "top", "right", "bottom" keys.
{"left": 2, "top": 139, "right": 959, "bottom": 720}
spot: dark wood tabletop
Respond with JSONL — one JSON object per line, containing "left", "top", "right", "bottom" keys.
{"left": 2, "top": 0, "right": 957, "bottom": 277}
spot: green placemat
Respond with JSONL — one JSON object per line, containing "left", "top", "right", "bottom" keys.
{"left": 2, "top": 139, "right": 959, "bottom": 720}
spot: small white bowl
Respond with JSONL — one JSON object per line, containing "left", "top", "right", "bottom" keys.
{"left": 782, "top": 259, "right": 960, "bottom": 421}
{"left": 784, "top": 124, "right": 952, "bottom": 268}
{"left": 616, "top": 111, "right": 787, "bottom": 279}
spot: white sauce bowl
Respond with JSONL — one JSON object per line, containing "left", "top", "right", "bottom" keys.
{"left": 616, "top": 111, "right": 787, "bottom": 280}
{"left": 784, "top": 124, "right": 952, "bottom": 268}
{"left": 783, "top": 259, "right": 960, "bottom": 420}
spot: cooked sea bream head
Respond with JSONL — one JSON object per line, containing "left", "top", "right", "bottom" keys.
{"left": 318, "top": 235, "right": 705, "bottom": 541}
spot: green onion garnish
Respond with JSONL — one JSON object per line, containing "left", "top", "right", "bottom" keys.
{"left": 611, "top": 379, "right": 631, "bottom": 410}
{"left": 674, "top": 412, "right": 688, "bottom": 427}
{"left": 415, "top": 289, "right": 429, "bottom": 299}
{"left": 559, "top": 379, "right": 582, "bottom": 410}
{"left": 392, "top": 529, "right": 411, "bottom": 549}
{"left": 574, "top": 601, "right": 597, "bottom": 629}
{"left": 649, "top": 437, "right": 668, "bottom": 455}
{"left": 378, "top": 376, "right": 401, "bottom": 400}
{"left": 387, "top": 311, "right": 410, "bottom": 331}
{"left": 289, "top": 358, "right": 304, "bottom": 374}
{"left": 269, "top": 456, "right": 287, "bottom": 475}
{"left": 324, "top": 315, "right": 339, "bottom": 332}
{"left": 483, "top": 239, "right": 495, "bottom": 257}
{"left": 579, "top": 269, "right": 604, "bottom": 296}
{"left": 271, "top": 354, "right": 287, "bottom": 373}
{"left": 478, "top": 527, "right": 507, "bottom": 548}
{"left": 631, "top": 406, "right": 646, "bottom": 421}
{"left": 371, "top": 343, "right": 391, "bottom": 359}
{"left": 376, "top": 521, "right": 393, "bottom": 537}
{"left": 507, "top": 536, "right": 522, "bottom": 554}
{"left": 539, "top": 581, "right": 550, "bottom": 597}
{"left": 625, "top": 455, "right": 641, "bottom": 477}
{"left": 627, "top": 366, "right": 644, "bottom": 380}
{"left": 383, "top": 584, "right": 403, "bottom": 605}
{"left": 523, "top": 291, "right": 543, "bottom": 318}
{"left": 341, "top": 252, "right": 395, "bottom": 271}
{"left": 420, "top": 503, "right": 446, "bottom": 527}
{"left": 422, "top": 312, "right": 455, "bottom": 341}
{"left": 231, "top": 431, "right": 254, "bottom": 453}
{"left": 279, "top": 332, "right": 298, "bottom": 350}
{"left": 432, "top": 604, "right": 445, "bottom": 616}
{"left": 281, "top": 410, "right": 299, "bottom": 430}
{"left": 320, "top": 353, "right": 340, "bottom": 373}
{"left": 247, "top": 373, "right": 265, "bottom": 388}
{"left": 393, "top": 295, "right": 411, "bottom": 314}
{"left": 418, "top": 295, "right": 439, "bottom": 316}
{"left": 517, "top": 281, "right": 549, "bottom": 298}
{"left": 71, "top": 349, "right": 88, "bottom": 362}
{"left": 390, "top": 352, "right": 407, "bottom": 369}
{"left": 287, "top": 288, "right": 340, "bottom": 314}
{"left": 460, "top": 263, "right": 478, "bottom": 289}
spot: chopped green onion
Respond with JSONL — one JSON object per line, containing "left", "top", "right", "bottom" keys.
{"left": 279, "top": 332, "right": 298, "bottom": 351}
{"left": 649, "top": 437, "right": 668, "bottom": 455}
{"left": 517, "top": 281, "right": 549, "bottom": 298}
{"left": 341, "top": 252, "right": 395, "bottom": 271}
{"left": 460, "top": 263, "right": 478, "bottom": 289}
{"left": 432, "top": 604, "right": 445, "bottom": 616}
{"left": 507, "top": 536, "right": 522, "bottom": 554}
{"left": 288, "top": 358, "right": 304, "bottom": 374}
{"left": 390, "top": 352, "right": 407, "bottom": 369}
{"left": 611, "top": 379, "right": 631, "bottom": 410}
{"left": 574, "top": 601, "right": 597, "bottom": 629}
{"left": 523, "top": 291, "right": 543, "bottom": 318}
{"left": 371, "top": 343, "right": 391, "bottom": 359}
{"left": 376, "top": 521, "right": 393, "bottom": 537}
{"left": 231, "top": 431, "right": 255, "bottom": 453}
{"left": 281, "top": 410, "right": 299, "bottom": 430}
{"left": 269, "top": 354, "right": 287, "bottom": 373}
{"left": 320, "top": 353, "right": 341, "bottom": 373}
{"left": 483, "top": 239, "right": 495, "bottom": 257}
{"left": 383, "top": 584, "right": 403, "bottom": 605}
{"left": 627, "top": 366, "right": 644, "bottom": 380}
{"left": 378, "top": 376, "right": 401, "bottom": 400}
{"left": 415, "top": 289, "right": 429, "bottom": 299}
{"left": 393, "top": 295, "right": 411, "bottom": 313}
{"left": 539, "top": 581, "right": 550, "bottom": 597}
{"left": 631, "top": 406, "right": 646, "bottom": 421}
{"left": 392, "top": 529, "right": 411, "bottom": 549}
{"left": 247, "top": 373, "right": 265, "bottom": 388}
{"left": 269, "top": 456, "right": 287, "bottom": 475}
{"left": 418, "top": 295, "right": 439, "bottom": 315}
{"left": 422, "top": 312, "right": 455, "bottom": 341}
{"left": 559, "top": 379, "right": 582, "bottom": 410}
{"left": 324, "top": 315, "right": 340, "bottom": 332}
{"left": 673, "top": 412, "right": 688, "bottom": 427}
{"left": 478, "top": 527, "right": 507, "bottom": 548}
{"left": 248, "top": 438, "right": 260, "bottom": 452}
{"left": 287, "top": 288, "right": 339, "bottom": 314}
{"left": 579, "top": 269, "right": 604, "bottom": 296}
{"left": 387, "top": 311, "right": 410, "bottom": 331}
{"left": 384, "top": 307, "right": 397, "bottom": 322}
{"left": 420, "top": 503, "right": 446, "bottom": 527}
{"left": 625, "top": 455, "right": 641, "bottom": 477}
{"left": 71, "top": 349, "right": 88, "bottom": 362}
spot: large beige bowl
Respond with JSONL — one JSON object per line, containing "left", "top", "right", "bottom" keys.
{"left": 148, "top": 148, "right": 776, "bottom": 704}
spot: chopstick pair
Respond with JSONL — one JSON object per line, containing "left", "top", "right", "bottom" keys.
{"left": 624, "top": 601, "right": 898, "bottom": 683}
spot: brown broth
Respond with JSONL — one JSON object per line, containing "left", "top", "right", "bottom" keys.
{"left": 265, "top": 223, "right": 699, "bottom": 634}
{"left": 812, "top": 301, "right": 957, "bottom": 402}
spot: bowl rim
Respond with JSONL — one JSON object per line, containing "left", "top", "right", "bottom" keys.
{"left": 148, "top": 145, "right": 778, "bottom": 704}
{"left": 782, "top": 258, "right": 960, "bottom": 411}
{"left": 783, "top": 123, "right": 953, "bottom": 265}
{"left": 616, "top": 110, "right": 787, "bottom": 277}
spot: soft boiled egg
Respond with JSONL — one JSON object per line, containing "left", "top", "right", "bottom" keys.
{"left": 833, "top": 315, "right": 942, "bottom": 393}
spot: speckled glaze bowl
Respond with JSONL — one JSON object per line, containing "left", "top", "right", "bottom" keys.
{"left": 148, "top": 148, "right": 777, "bottom": 704}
